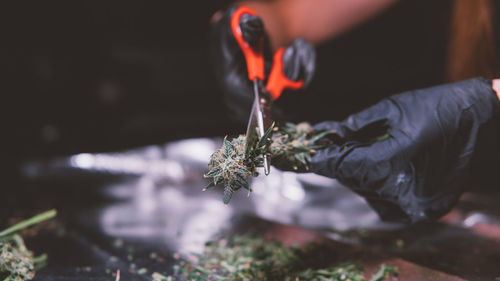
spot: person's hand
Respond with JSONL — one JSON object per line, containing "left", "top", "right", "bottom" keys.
{"left": 210, "top": 6, "right": 316, "bottom": 123}
{"left": 311, "top": 77, "right": 500, "bottom": 223}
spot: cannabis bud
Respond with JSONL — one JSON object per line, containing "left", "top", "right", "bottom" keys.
{"left": 204, "top": 124, "right": 274, "bottom": 204}
{"left": 0, "top": 210, "right": 56, "bottom": 281}
{"left": 270, "top": 122, "right": 335, "bottom": 172}
{"left": 0, "top": 238, "right": 35, "bottom": 281}
{"left": 204, "top": 122, "right": 334, "bottom": 204}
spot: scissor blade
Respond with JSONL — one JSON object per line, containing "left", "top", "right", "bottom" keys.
{"left": 245, "top": 81, "right": 262, "bottom": 155}
{"left": 245, "top": 79, "right": 271, "bottom": 175}
{"left": 245, "top": 99, "right": 260, "bottom": 155}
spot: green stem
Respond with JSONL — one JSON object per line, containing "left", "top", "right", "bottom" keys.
{"left": 34, "top": 253, "right": 48, "bottom": 270}
{"left": 3, "top": 276, "right": 12, "bottom": 281}
{"left": 11, "top": 234, "right": 26, "bottom": 250}
{"left": 33, "top": 253, "right": 48, "bottom": 264}
{"left": 0, "top": 209, "right": 57, "bottom": 237}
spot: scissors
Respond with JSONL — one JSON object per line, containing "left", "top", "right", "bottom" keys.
{"left": 230, "top": 6, "right": 305, "bottom": 175}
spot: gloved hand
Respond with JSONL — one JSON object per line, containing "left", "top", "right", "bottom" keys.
{"left": 210, "top": 6, "right": 316, "bottom": 123}
{"left": 311, "top": 77, "right": 500, "bottom": 223}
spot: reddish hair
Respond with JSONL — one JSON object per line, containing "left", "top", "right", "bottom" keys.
{"left": 447, "top": 0, "right": 497, "bottom": 81}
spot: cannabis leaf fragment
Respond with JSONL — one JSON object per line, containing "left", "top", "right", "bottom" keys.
{"left": 204, "top": 122, "right": 334, "bottom": 204}
{"left": 165, "top": 235, "right": 398, "bottom": 281}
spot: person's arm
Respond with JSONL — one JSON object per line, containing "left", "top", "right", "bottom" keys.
{"left": 238, "top": 0, "right": 397, "bottom": 49}
{"left": 493, "top": 79, "right": 500, "bottom": 100}
{"left": 309, "top": 77, "right": 500, "bottom": 223}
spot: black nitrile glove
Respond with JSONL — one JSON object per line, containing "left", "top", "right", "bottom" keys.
{"left": 311, "top": 78, "right": 500, "bottom": 223}
{"left": 210, "top": 7, "right": 316, "bottom": 123}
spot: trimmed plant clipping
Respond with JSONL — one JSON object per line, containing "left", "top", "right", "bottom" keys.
{"left": 157, "top": 235, "right": 398, "bottom": 281}
{"left": 0, "top": 209, "right": 57, "bottom": 281}
{"left": 204, "top": 122, "right": 334, "bottom": 204}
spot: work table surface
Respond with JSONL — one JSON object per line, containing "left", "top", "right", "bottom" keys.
{"left": 4, "top": 138, "right": 500, "bottom": 281}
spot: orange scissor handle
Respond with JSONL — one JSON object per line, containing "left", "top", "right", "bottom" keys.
{"left": 266, "top": 47, "right": 304, "bottom": 100}
{"left": 230, "top": 6, "right": 265, "bottom": 81}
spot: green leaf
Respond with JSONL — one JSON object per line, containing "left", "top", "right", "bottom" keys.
{"left": 222, "top": 185, "right": 234, "bottom": 204}
{"left": 203, "top": 181, "right": 216, "bottom": 191}
{"left": 223, "top": 137, "right": 234, "bottom": 158}
{"left": 213, "top": 175, "right": 224, "bottom": 185}
{"left": 310, "top": 130, "right": 335, "bottom": 143}
{"left": 258, "top": 122, "right": 275, "bottom": 148}
{"left": 0, "top": 209, "right": 57, "bottom": 237}
{"left": 204, "top": 166, "right": 221, "bottom": 178}
{"left": 234, "top": 174, "right": 249, "bottom": 190}
{"left": 295, "top": 154, "right": 307, "bottom": 167}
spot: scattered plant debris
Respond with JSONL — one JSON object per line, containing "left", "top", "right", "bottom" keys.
{"left": 163, "top": 235, "right": 398, "bottom": 281}
{"left": 0, "top": 209, "right": 57, "bottom": 281}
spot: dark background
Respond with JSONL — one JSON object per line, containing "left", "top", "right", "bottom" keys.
{"left": 3, "top": 0, "right": 452, "bottom": 175}
{"left": 3, "top": 3, "right": 500, "bottom": 280}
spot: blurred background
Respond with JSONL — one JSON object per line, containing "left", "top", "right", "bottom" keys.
{"left": 4, "top": 2, "right": 227, "bottom": 167}
{"left": 2, "top": 1, "right": 500, "bottom": 280}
